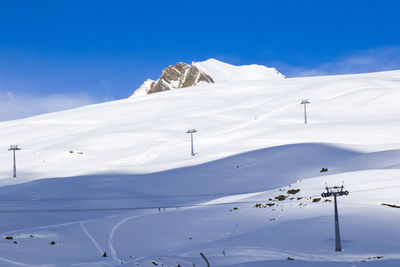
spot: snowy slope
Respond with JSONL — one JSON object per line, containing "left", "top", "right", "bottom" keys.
{"left": 1, "top": 68, "right": 400, "bottom": 183}
{"left": 0, "top": 62, "right": 399, "bottom": 266}
{"left": 194, "top": 58, "right": 286, "bottom": 82}
{"left": 132, "top": 79, "right": 155, "bottom": 97}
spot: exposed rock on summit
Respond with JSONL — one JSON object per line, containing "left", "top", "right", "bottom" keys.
{"left": 131, "top": 59, "right": 286, "bottom": 97}
{"left": 131, "top": 62, "right": 214, "bottom": 97}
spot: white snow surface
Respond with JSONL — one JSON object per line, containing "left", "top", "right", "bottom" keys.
{"left": 131, "top": 79, "right": 155, "bottom": 97}
{"left": 0, "top": 63, "right": 399, "bottom": 266}
{"left": 193, "top": 58, "right": 286, "bottom": 82}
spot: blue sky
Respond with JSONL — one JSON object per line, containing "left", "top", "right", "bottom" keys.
{"left": 1, "top": 0, "right": 400, "bottom": 120}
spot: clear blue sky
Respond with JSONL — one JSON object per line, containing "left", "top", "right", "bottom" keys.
{"left": 0, "top": 0, "right": 400, "bottom": 120}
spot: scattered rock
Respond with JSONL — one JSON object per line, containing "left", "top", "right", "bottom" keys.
{"left": 269, "top": 218, "right": 276, "bottom": 221}
{"left": 152, "top": 261, "right": 158, "bottom": 266}
{"left": 50, "top": 241, "right": 56, "bottom": 245}
{"left": 312, "top": 198, "right": 321, "bottom": 203}
{"left": 287, "top": 189, "right": 300, "bottom": 195}
{"left": 4, "top": 236, "right": 13, "bottom": 240}
{"left": 29, "top": 234, "right": 34, "bottom": 238}
{"left": 13, "top": 241, "right": 18, "bottom": 244}
{"left": 275, "top": 195, "right": 287, "bottom": 201}
{"left": 287, "top": 257, "right": 294, "bottom": 260}
{"left": 232, "top": 207, "right": 238, "bottom": 210}
{"left": 324, "top": 199, "right": 332, "bottom": 202}
{"left": 102, "top": 252, "right": 107, "bottom": 258}
{"left": 320, "top": 168, "right": 328, "bottom": 172}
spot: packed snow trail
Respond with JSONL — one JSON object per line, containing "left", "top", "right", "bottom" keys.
{"left": 80, "top": 221, "right": 105, "bottom": 256}
{"left": 108, "top": 214, "right": 146, "bottom": 264}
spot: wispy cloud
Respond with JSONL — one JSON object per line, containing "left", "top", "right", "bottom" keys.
{"left": 0, "top": 91, "right": 100, "bottom": 121}
{"left": 279, "top": 46, "right": 400, "bottom": 77}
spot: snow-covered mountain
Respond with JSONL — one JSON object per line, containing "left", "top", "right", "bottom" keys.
{"left": 131, "top": 59, "right": 285, "bottom": 97}
{"left": 194, "top": 58, "right": 286, "bottom": 82}
{"left": 0, "top": 62, "right": 400, "bottom": 266}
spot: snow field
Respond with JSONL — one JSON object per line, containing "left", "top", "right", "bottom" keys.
{"left": 0, "top": 60, "right": 399, "bottom": 265}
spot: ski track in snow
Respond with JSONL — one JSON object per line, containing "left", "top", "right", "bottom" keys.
{"left": 108, "top": 214, "right": 144, "bottom": 264}
{"left": 71, "top": 261, "right": 113, "bottom": 266}
{"left": 132, "top": 140, "right": 174, "bottom": 165}
{"left": 0, "top": 221, "right": 77, "bottom": 237}
{"left": 80, "top": 221, "right": 104, "bottom": 256}
{"left": 0, "top": 256, "right": 27, "bottom": 266}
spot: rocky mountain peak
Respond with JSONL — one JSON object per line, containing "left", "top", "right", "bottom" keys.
{"left": 131, "top": 62, "right": 214, "bottom": 97}
{"left": 131, "top": 59, "right": 286, "bottom": 97}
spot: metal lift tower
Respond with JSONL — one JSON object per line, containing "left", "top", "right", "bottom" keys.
{"left": 186, "top": 129, "right": 197, "bottom": 156}
{"left": 321, "top": 185, "right": 349, "bottom": 251}
{"left": 300, "top": 99, "right": 310, "bottom": 124}
{"left": 8, "top": 145, "right": 21, "bottom": 178}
